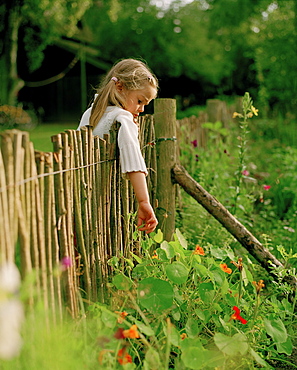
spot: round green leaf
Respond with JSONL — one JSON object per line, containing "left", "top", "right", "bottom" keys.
{"left": 155, "top": 247, "right": 169, "bottom": 261}
{"left": 165, "top": 261, "right": 189, "bottom": 284}
{"left": 144, "top": 347, "right": 161, "bottom": 369}
{"left": 137, "top": 277, "right": 173, "bottom": 314}
{"left": 185, "top": 318, "right": 199, "bottom": 338}
{"left": 132, "top": 263, "right": 155, "bottom": 279}
{"left": 160, "top": 241, "right": 176, "bottom": 259}
{"left": 264, "top": 317, "right": 288, "bottom": 344}
{"left": 112, "top": 274, "right": 132, "bottom": 291}
{"left": 181, "top": 338, "right": 223, "bottom": 369}
{"left": 198, "top": 282, "right": 215, "bottom": 303}
{"left": 214, "top": 332, "right": 249, "bottom": 356}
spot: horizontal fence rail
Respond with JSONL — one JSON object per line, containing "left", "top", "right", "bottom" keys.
{"left": 0, "top": 98, "right": 231, "bottom": 318}
{"left": 0, "top": 116, "right": 156, "bottom": 318}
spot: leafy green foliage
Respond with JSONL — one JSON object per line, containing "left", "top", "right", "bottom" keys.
{"left": 248, "top": 0, "right": 297, "bottom": 112}
{"left": 137, "top": 277, "right": 174, "bottom": 313}
{"left": 20, "top": 0, "right": 91, "bottom": 71}
{"left": 3, "top": 219, "right": 294, "bottom": 368}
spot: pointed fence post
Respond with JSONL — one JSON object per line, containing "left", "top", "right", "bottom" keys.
{"left": 154, "top": 98, "right": 177, "bottom": 241}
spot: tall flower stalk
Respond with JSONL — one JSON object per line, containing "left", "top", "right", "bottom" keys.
{"left": 232, "top": 92, "right": 258, "bottom": 215}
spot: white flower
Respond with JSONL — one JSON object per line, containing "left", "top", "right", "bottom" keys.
{"left": 0, "top": 262, "right": 21, "bottom": 294}
{"left": 0, "top": 262, "right": 24, "bottom": 360}
{"left": 0, "top": 300, "right": 24, "bottom": 360}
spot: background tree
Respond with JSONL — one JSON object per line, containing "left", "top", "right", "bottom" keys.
{"left": 0, "top": 0, "right": 91, "bottom": 105}
{"left": 248, "top": 0, "right": 297, "bottom": 114}
{"left": 1, "top": 0, "right": 296, "bottom": 115}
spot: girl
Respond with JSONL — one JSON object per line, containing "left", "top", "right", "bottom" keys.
{"left": 78, "top": 59, "right": 158, "bottom": 234}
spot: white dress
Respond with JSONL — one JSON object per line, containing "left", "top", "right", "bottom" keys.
{"left": 77, "top": 105, "right": 147, "bottom": 175}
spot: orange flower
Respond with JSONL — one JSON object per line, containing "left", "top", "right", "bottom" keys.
{"left": 180, "top": 333, "right": 187, "bottom": 340}
{"left": 123, "top": 324, "right": 140, "bottom": 339}
{"left": 230, "top": 306, "right": 247, "bottom": 324}
{"left": 252, "top": 280, "right": 265, "bottom": 294}
{"left": 220, "top": 263, "right": 232, "bottom": 274}
{"left": 193, "top": 245, "right": 205, "bottom": 255}
{"left": 115, "top": 311, "right": 128, "bottom": 324}
{"left": 117, "top": 348, "right": 133, "bottom": 365}
{"left": 152, "top": 250, "right": 159, "bottom": 259}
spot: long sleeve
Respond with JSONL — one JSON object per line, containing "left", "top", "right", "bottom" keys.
{"left": 116, "top": 111, "right": 147, "bottom": 175}
{"left": 77, "top": 105, "right": 147, "bottom": 175}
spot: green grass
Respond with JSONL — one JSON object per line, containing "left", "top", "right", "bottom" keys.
{"left": 22, "top": 123, "right": 77, "bottom": 152}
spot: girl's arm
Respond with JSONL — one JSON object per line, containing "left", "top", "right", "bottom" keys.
{"left": 127, "top": 171, "right": 158, "bottom": 234}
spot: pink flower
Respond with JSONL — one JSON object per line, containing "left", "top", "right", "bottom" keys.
{"left": 242, "top": 170, "right": 250, "bottom": 176}
{"left": 263, "top": 185, "right": 271, "bottom": 191}
{"left": 60, "top": 256, "right": 72, "bottom": 271}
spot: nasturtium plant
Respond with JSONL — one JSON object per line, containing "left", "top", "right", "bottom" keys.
{"left": 160, "top": 241, "right": 176, "bottom": 259}
{"left": 214, "top": 332, "right": 249, "bottom": 356}
{"left": 112, "top": 274, "right": 132, "bottom": 291}
{"left": 264, "top": 316, "right": 288, "bottom": 346}
{"left": 198, "top": 282, "right": 215, "bottom": 303}
{"left": 165, "top": 261, "right": 189, "bottom": 284}
{"left": 132, "top": 263, "right": 155, "bottom": 279}
{"left": 185, "top": 317, "right": 199, "bottom": 338}
{"left": 175, "top": 228, "right": 188, "bottom": 249}
{"left": 180, "top": 337, "right": 223, "bottom": 369}
{"left": 153, "top": 229, "right": 163, "bottom": 244}
{"left": 137, "top": 277, "right": 174, "bottom": 314}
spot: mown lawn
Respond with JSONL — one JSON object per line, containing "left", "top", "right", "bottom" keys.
{"left": 24, "top": 122, "right": 77, "bottom": 152}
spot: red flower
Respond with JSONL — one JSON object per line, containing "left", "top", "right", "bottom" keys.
{"left": 231, "top": 306, "right": 247, "bottom": 324}
{"left": 114, "top": 328, "right": 125, "bottom": 339}
{"left": 263, "top": 185, "right": 271, "bottom": 191}
{"left": 117, "top": 348, "right": 133, "bottom": 365}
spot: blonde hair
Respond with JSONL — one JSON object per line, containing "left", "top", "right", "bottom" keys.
{"left": 89, "top": 59, "right": 158, "bottom": 128}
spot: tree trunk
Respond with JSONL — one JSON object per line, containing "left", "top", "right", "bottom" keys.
{"left": 9, "top": 9, "right": 24, "bottom": 105}
{"left": 2, "top": 8, "right": 25, "bottom": 106}
{"left": 171, "top": 163, "right": 285, "bottom": 274}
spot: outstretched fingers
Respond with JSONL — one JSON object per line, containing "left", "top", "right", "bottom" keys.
{"left": 137, "top": 215, "right": 158, "bottom": 234}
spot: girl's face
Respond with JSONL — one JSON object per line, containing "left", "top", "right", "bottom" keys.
{"left": 123, "top": 85, "right": 156, "bottom": 121}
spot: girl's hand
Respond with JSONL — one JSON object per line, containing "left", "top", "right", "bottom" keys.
{"left": 127, "top": 171, "right": 158, "bottom": 233}
{"left": 137, "top": 201, "right": 158, "bottom": 234}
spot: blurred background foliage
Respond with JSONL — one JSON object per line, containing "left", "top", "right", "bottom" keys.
{"left": 0, "top": 0, "right": 296, "bottom": 121}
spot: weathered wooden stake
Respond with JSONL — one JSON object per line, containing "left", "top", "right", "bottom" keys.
{"left": 172, "top": 164, "right": 287, "bottom": 275}
{"left": 154, "top": 99, "right": 177, "bottom": 241}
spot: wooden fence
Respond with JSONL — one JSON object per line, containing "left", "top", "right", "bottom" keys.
{"left": 0, "top": 98, "right": 231, "bottom": 319}
{"left": 0, "top": 115, "right": 157, "bottom": 319}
